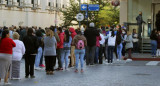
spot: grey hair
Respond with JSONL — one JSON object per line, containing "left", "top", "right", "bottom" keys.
{"left": 89, "top": 22, "right": 95, "bottom": 27}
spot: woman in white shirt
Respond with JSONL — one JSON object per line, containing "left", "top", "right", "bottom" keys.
{"left": 12, "top": 32, "right": 25, "bottom": 79}
{"left": 107, "top": 30, "right": 116, "bottom": 64}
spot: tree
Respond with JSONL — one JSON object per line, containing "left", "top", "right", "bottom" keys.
{"left": 60, "top": 0, "right": 119, "bottom": 27}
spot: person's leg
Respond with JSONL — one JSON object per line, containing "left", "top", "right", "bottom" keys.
{"left": 99, "top": 45, "right": 103, "bottom": 64}
{"left": 94, "top": 47, "right": 99, "bottom": 64}
{"left": 86, "top": 46, "right": 89, "bottom": 65}
{"left": 122, "top": 43, "right": 126, "bottom": 57}
{"left": 45, "top": 56, "right": 49, "bottom": 72}
{"left": 75, "top": 49, "right": 79, "bottom": 70}
{"left": 52, "top": 56, "right": 56, "bottom": 71}
{"left": 128, "top": 48, "right": 132, "bottom": 59}
{"left": 71, "top": 46, "right": 75, "bottom": 67}
{"left": 108, "top": 46, "right": 111, "bottom": 63}
{"left": 80, "top": 49, "right": 85, "bottom": 71}
{"left": 105, "top": 44, "right": 108, "bottom": 60}
{"left": 4, "top": 72, "right": 9, "bottom": 83}
{"left": 114, "top": 45, "right": 118, "bottom": 59}
{"left": 25, "top": 54, "right": 29, "bottom": 77}
{"left": 138, "top": 24, "right": 142, "bottom": 39}
{"left": 119, "top": 44, "right": 123, "bottom": 60}
{"left": 61, "top": 50, "right": 65, "bottom": 69}
{"left": 35, "top": 47, "right": 43, "bottom": 68}
{"left": 111, "top": 46, "right": 115, "bottom": 63}
{"left": 154, "top": 41, "right": 157, "bottom": 57}
{"left": 90, "top": 46, "right": 96, "bottom": 65}
{"left": 57, "top": 49, "right": 62, "bottom": 69}
{"left": 151, "top": 41, "right": 154, "bottom": 56}
{"left": 117, "top": 44, "right": 120, "bottom": 60}
{"left": 65, "top": 50, "right": 70, "bottom": 69}
{"left": 49, "top": 56, "right": 54, "bottom": 72}
{"left": 30, "top": 55, "right": 36, "bottom": 76}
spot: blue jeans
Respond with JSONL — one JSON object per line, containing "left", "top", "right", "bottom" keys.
{"left": 75, "top": 49, "right": 85, "bottom": 69}
{"left": 94, "top": 47, "right": 99, "bottom": 64}
{"left": 117, "top": 43, "right": 123, "bottom": 60}
{"left": 151, "top": 40, "right": 157, "bottom": 56}
{"left": 61, "top": 49, "right": 70, "bottom": 69}
{"left": 35, "top": 47, "right": 43, "bottom": 67}
{"left": 108, "top": 46, "right": 115, "bottom": 63}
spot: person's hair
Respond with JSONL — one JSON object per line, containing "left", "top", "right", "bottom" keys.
{"left": 77, "top": 31, "right": 82, "bottom": 35}
{"left": 46, "top": 29, "right": 54, "bottom": 37}
{"left": 13, "top": 32, "right": 20, "bottom": 40}
{"left": 111, "top": 30, "right": 115, "bottom": 37}
{"left": 57, "top": 27, "right": 62, "bottom": 33}
{"left": 116, "top": 32, "right": 122, "bottom": 45}
{"left": 36, "top": 30, "right": 43, "bottom": 37}
{"left": 151, "top": 29, "right": 157, "bottom": 36}
{"left": 50, "top": 26, "right": 55, "bottom": 32}
{"left": 89, "top": 22, "right": 95, "bottom": 27}
{"left": 0, "top": 29, "right": 9, "bottom": 43}
{"left": 64, "top": 30, "right": 70, "bottom": 43}
{"left": 27, "top": 28, "right": 33, "bottom": 36}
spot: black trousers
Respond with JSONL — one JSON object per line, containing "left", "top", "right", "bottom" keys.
{"left": 86, "top": 46, "right": 96, "bottom": 65}
{"left": 25, "top": 54, "right": 36, "bottom": 76}
{"left": 45, "top": 56, "right": 56, "bottom": 71}
{"left": 99, "top": 45, "right": 103, "bottom": 64}
{"left": 122, "top": 43, "right": 126, "bottom": 56}
{"left": 55, "top": 49, "right": 62, "bottom": 68}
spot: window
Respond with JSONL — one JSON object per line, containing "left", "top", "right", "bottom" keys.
{"left": 6, "top": 0, "right": 13, "bottom": 5}
{"left": 48, "top": 2, "right": 51, "bottom": 6}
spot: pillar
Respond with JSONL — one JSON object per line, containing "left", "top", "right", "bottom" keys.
{"left": 120, "top": 0, "right": 128, "bottom": 24}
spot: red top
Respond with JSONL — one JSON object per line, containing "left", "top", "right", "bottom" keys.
{"left": 0, "top": 37, "right": 16, "bottom": 54}
{"left": 96, "top": 36, "right": 102, "bottom": 47}
{"left": 57, "top": 33, "right": 64, "bottom": 49}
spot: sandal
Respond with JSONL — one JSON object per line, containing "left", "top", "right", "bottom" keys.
{"left": 81, "top": 69, "right": 84, "bottom": 73}
{"left": 74, "top": 69, "right": 78, "bottom": 73}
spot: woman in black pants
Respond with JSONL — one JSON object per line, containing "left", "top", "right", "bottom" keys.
{"left": 43, "top": 29, "right": 57, "bottom": 75}
{"left": 23, "top": 28, "right": 39, "bottom": 78}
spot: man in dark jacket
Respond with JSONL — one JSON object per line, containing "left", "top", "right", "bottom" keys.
{"left": 156, "top": 11, "right": 160, "bottom": 31}
{"left": 84, "top": 22, "right": 100, "bottom": 65}
{"left": 136, "top": 11, "right": 146, "bottom": 39}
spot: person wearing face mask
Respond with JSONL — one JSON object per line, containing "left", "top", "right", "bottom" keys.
{"left": 121, "top": 29, "right": 127, "bottom": 59}
{"left": 136, "top": 11, "right": 146, "bottom": 39}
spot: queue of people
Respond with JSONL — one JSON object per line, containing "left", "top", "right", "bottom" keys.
{"left": 0, "top": 23, "right": 137, "bottom": 85}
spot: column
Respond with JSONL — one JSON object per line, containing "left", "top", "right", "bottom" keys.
{"left": 120, "top": 0, "right": 128, "bottom": 24}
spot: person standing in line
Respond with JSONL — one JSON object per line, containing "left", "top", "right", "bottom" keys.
{"left": 107, "top": 30, "right": 116, "bottom": 64}
{"left": 43, "top": 29, "right": 57, "bottom": 75}
{"left": 95, "top": 33, "right": 101, "bottom": 64}
{"left": 99, "top": 30, "right": 105, "bottom": 64}
{"left": 34, "top": 30, "right": 43, "bottom": 70}
{"left": 136, "top": 11, "right": 146, "bottom": 39}
{"left": 69, "top": 27, "right": 77, "bottom": 67}
{"left": 116, "top": 32, "right": 123, "bottom": 61}
{"left": 56, "top": 27, "right": 64, "bottom": 70}
{"left": 0, "top": 29, "right": 16, "bottom": 85}
{"left": 11, "top": 32, "right": 25, "bottom": 80}
{"left": 132, "top": 29, "right": 139, "bottom": 53}
{"left": 23, "top": 28, "right": 39, "bottom": 78}
{"left": 156, "top": 11, "right": 160, "bottom": 31}
{"left": 72, "top": 31, "right": 87, "bottom": 73}
{"left": 61, "top": 30, "right": 72, "bottom": 70}
{"left": 150, "top": 29, "right": 158, "bottom": 58}
{"left": 125, "top": 31, "right": 133, "bottom": 62}
{"left": 121, "top": 29, "right": 127, "bottom": 59}
{"left": 84, "top": 23, "right": 100, "bottom": 66}
{"left": 156, "top": 30, "right": 160, "bottom": 57}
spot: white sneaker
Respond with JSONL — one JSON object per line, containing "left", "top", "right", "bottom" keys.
{"left": 105, "top": 59, "right": 108, "bottom": 62}
{"left": 11, "top": 78, "right": 21, "bottom": 80}
{"left": 35, "top": 67, "right": 41, "bottom": 70}
{"left": 117, "top": 59, "right": 120, "bottom": 61}
{"left": 4, "top": 82, "right": 11, "bottom": 85}
{"left": 126, "top": 59, "right": 132, "bottom": 62}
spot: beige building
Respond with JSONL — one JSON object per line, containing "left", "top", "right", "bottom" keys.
{"left": 0, "top": 0, "right": 70, "bottom": 28}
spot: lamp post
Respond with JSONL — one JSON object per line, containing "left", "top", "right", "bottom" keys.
{"left": 55, "top": 0, "right": 57, "bottom": 27}
{"left": 79, "top": 0, "right": 81, "bottom": 28}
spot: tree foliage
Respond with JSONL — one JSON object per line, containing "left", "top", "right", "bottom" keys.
{"left": 60, "top": 0, "right": 119, "bottom": 27}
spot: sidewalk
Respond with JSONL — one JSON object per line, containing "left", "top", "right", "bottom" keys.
{"left": 125, "top": 53, "right": 160, "bottom": 61}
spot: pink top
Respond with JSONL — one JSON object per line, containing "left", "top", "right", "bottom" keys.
{"left": 96, "top": 36, "right": 101, "bottom": 47}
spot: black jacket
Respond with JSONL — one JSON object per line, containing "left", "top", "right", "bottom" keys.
{"left": 23, "top": 35, "right": 39, "bottom": 54}
{"left": 84, "top": 27, "right": 100, "bottom": 47}
{"left": 136, "top": 15, "right": 145, "bottom": 24}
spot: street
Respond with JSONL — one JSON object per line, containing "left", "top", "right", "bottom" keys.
{"left": 6, "top": 59, "right": 160, "bottom": 86}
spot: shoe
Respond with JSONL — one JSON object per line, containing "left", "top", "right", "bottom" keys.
{"left": 25, "top": 76, "right": 29, "bottom": 78}
{"left": 81, "top": 69, "right": 84, "bottom": 73}
{"left": 39, "top": 64, "right": 45, "bottom": 67}
{"left": 4, "top": 82, "right": 11, "bottom": 85}
{"left": 46, "top": 71, "right": 50, "bottom": 75}
{"left": 105, "top": 59, "right": 108, "bottom": 62}
{"left": 74, "top": 69, "right": 78, "bottom": 73}
{"left": 117, "top": 59, "right": 120, "bottom": 61}
{"left": 30, "top": 75, "right": 35, "bottom": 78}
{"left": 126, "top": 59, "right": 132, "bottom": 62}
{"left": 49, "top": 71, "right": 54, "bottom": 75}
{"left": 35, "top": 67, "right": 41, "bottom": 70}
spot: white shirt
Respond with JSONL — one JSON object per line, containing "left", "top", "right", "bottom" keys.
{"left": 12, "top": 40, "right": 26, "bottom": 61}
{"left": 99, "top": 33, "right": 105, "bottom": 45}
{"left": 108, "top": 36, "right": 116, "bottom": 46}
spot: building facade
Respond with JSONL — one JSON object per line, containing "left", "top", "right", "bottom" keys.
{"left": 0, "top": 0, "right": 70, "bottom": 28}
{"left": 120, "top": 0, "right": 160, "bottom": 37}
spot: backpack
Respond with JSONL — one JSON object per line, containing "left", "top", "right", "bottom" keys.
{"left": 76, "top": 40, "right": 85, "bottom": 49}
